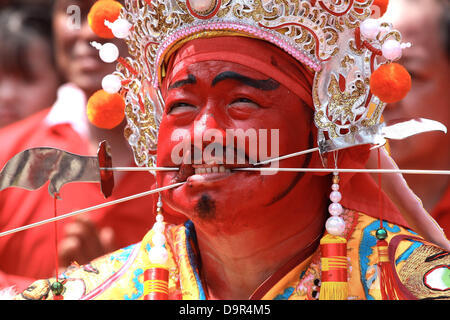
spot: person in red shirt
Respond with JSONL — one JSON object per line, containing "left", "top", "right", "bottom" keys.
{"left": 0, "top": 4, "right": 60, "bottom": 129}
{"left": 0, "top": 0, "right": 182, "bottom": 291}
{"left": 383, "top": 0, "right": 450, "bottom": 237}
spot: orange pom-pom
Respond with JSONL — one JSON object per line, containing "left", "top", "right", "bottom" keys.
{"left": 88, "top": 0, "right": 123, "bottom": 39}
{"left": 370, "top": 63, "right": 411, "bottom": 103}
{"left": 87, "top": 90, "right": 125, "bottom": 129}
{"left": 371, "top": 0, "right": 389, "bottom": 18}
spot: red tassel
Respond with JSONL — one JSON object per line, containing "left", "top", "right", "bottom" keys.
{"left": 143, "top": 264, "right": 169, "bottom": 300}
{"left": 376, "top": 240, "right": 405, "bottom": 300}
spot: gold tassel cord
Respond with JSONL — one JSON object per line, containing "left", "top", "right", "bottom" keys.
{"left": 319, "top": 234, "right": 349, "bottom": 300}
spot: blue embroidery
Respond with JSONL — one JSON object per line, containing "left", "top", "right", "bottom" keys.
{"left": 124, "top": 268, "right": 144, "bottom": 300}
{"left": 395, "top": 240, "right": 422, "bottom": 265}
{"left": 185, "top": 220, "right": 206, "bottom": 300}
{"left": 273, "top": 287, "right": 294, "bottom": 300}
{"left": 110, "top": 243, "right": 137, "bottom": 262}
{"left": 359, "top": 220, "right": 400, "bottom": 300}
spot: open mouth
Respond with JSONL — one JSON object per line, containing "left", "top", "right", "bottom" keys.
{"left": 170, "top": 159, "right": 269, "bottom": 185}
{"left": 165, "top": 144, "right": 273, "bottom": 185}
{"left": 192, "top": 164, "right": 231, "bottom": 174}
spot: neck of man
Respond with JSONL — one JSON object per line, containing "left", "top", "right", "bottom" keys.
{"left": 192, "top": 174, "right": 328, "bottom": 300}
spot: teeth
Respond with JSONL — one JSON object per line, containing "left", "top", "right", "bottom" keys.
{"left": 194, "top": 168, "right": 205, "bottom": 174}
{"left": 194, "top": 165, "right": 230, "bottom": 175}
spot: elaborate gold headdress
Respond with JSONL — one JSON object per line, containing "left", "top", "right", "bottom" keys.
{"left": 87, "top": 0, "right": 411, "bottom": 167}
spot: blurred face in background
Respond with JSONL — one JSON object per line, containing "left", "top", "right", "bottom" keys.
{"left": 52, "top": 0, "right": 127, "bottom": 97}
{"left": 0, "top": 8, "right": 60, "bottom": 128}
{"left": 383, "top": 0, "right": 450, "bottom": 169}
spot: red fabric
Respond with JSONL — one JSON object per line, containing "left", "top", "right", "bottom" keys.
{"left": 0, "top": 108, "right": 156, "bottom": 291}
{"left": 320, "top": 242, "right": 347, "bottom": 282}
{"left": 431, "top": 186, "right": 450, "bottom": 238}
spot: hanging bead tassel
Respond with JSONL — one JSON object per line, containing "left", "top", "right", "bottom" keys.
{"left": 143, "top": 264, "right": 169, "bottom": 300}
{"left": 319, "top": 234, "right": 348, "bottom": 300}
{"left": 51, "top": 280, "right": 65, "bottom": 300}
{"left": 320, "top": 170, "right": 348, "bottom": 300}
{"left": 51, "top": 193, "right": 65, "bottom": 300}
{"left": 375, "top": 229, "right": 404, "bottom": 300}
{"left": 143, "top": 197, "right": 169, "bottom": 300}
{"left": 374, "top": 150, "right": 404, "bottom": 300}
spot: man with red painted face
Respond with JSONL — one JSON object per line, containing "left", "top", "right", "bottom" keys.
{"left": 156, "top": 38, "right": 327, "bottom": 299}
{"left": 13, "top": 30, "right": 450, "bottom": 300}
{"left": 10, "top": 0, "right": 450, "bottom": 300}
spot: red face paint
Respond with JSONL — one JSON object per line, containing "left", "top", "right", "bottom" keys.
{"left": 156, "top": 59, "right": 313, "bottom": 225}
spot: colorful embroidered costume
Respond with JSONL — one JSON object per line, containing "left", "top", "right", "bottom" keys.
{"left": 14, "top": 210, "right": 449, "bottom": 300}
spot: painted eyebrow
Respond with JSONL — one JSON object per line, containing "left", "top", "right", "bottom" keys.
{"left": 168, "top": 74, "right": 197, "bottom": 90}
{"left": 211, "top": 71, "right": 280, "bottom": 91}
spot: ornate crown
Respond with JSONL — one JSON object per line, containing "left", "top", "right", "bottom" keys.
{"left": 89, "top": 0, "right": 409, "bottom": 167}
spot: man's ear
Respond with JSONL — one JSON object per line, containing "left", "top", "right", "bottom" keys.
{"left": 306, "top": 126, "right": 372, "bottom": 182}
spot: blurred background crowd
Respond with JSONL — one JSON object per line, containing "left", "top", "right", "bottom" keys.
{"left": 0, "top": 0, "right": 448, "bottom": 293}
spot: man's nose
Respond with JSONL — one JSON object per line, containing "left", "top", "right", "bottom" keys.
{"left": 193, "top": 111, "right": 219, "bottom": 136}
{"left": 191, "top": 110, "right": 227, "bottom": 163}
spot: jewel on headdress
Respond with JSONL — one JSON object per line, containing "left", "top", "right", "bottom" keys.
{"left": 88, "top": 0, "right": 124, "bottom": 39}
{"left": 87, "top": 90, "right": 125, "bottom": 129}
{"left": 187, "top": 0, "right": 217, "bottom": 16}
{"left": 102, "top": 74, "right": 122, "bottom": 94}
{"left": 90, "top": 41, "right": 119, "bottom": 63}
{"left": 104, "top": 18, "right": 132, "bottom": 39}
{"left": 370, "top": 63, "right": 412, "bottom": 103}
{"left": 381, "top": 39, "right": 403, "bottom": 61}
{"left": 360, "top": 18, "right": 381, "bottom": 40}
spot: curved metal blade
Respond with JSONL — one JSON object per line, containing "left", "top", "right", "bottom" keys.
{"left": 382, "top": 118, "right": 447, "bottom": 140}
{"left": 0, "top": 148, "right": 100, "bottom": 197}
{"left": 320, "top": 118, "right": 447, "bottom": 153}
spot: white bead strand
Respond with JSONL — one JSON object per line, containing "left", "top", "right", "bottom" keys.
{"left": 325, "top": 171, "right": 345, "bottom": 236}
{"left": 148, "top": 198, "right": 168, "bottom": 265}
{"left": 360, "top": 18, "right": 380, "bottom": 40}
{"left": 102, "top": 74, "right": 122, "bottom": 94}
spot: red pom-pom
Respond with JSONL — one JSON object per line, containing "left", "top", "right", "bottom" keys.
{"left": 371, "top": 0, "right": 389, "bottom": 18}
{"left": 88, "top": 0, "right": 123, "bottom": 39}
{"left": 370, "top": 63, "right": 411, "bottom": 103}
{"left": 87, "top": 90, "right": 125, "bottom": 129}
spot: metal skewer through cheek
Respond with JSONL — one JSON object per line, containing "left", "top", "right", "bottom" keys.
{"left": 2, "top": 145, "right": 449, "bottom": 238}
{"left": 0, "top": 181, "right": 186, "bottom": 238}
{"left": 232, "top": 167, "right": 450, "bottom": 175}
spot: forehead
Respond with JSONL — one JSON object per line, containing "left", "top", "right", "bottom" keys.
{"left": 167, "top": 60, "right": 270, "bottom": 86}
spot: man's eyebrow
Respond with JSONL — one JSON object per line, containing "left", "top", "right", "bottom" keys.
{"left": 211, "top": 71, "right": 280, "bottom": 90}
{"left": 168, "top": 74, "right": 197, "bottom": 90}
